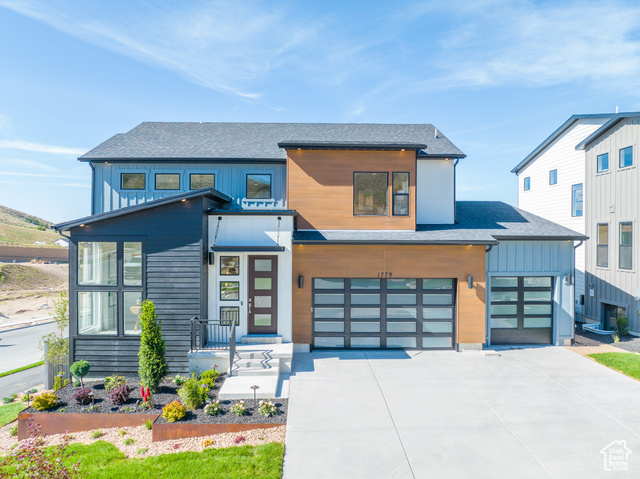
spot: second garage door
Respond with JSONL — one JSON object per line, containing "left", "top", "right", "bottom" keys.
{"left": 312, "top": 277, "right": 456, "bottom": 350}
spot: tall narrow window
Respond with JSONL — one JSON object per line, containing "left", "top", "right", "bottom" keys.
{"left": 155, "top": 173, "right": 180, "bottom": 190}
{"left": 597, "top": 224, "right": 608, "bottom": 268}
{"left": 392, "top": 172, "right": 409, "bottom": 216}
{"left": 354, "top": 172, "right": 388, "bottom": 215}
{"left": 572, "top": 184, "right": 583, "bottom": 217}
{"left": 597, "top": 153, "right": 609, "bottom": 173}
{"left": 121, "top": 173, "right": 145, "bottom": 190}
{"left": 246, "top": 174, "right": 271, "bottom": 199}
{"left": 620, "top": 146, "right": 633, "bottom": 168}
{"left": 524, "top": 177, "right": 530, "bottom": 191}
{"left": 619, "top": 222, "right": 633, "bottom": 270}
{"left": 549, "top": 169, "right": 557, "bottom": 185}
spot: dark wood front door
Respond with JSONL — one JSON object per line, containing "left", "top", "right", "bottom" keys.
{"left": 248, "top": 255, "right": 278, "bottom": 334}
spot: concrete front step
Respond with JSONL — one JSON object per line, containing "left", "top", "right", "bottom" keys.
{"left": 241, "top": 335, "right": 282, "bottom": 344}
{"left": 232, "top": 366, "right": 280, "bottom": 377}
{"left": 233, "top": 359, "right": 276, "bottom": 369}
{"left": 218, "top": 375, "right": 279, "bottom": 400}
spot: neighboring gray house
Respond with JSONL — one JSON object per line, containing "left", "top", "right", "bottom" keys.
{"left": 576, "top": 113, "right": 640, "bottom": 334}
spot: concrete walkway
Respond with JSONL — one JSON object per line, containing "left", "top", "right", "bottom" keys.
{"left": 283, "top": 347, "right": 640, "bottom": 478}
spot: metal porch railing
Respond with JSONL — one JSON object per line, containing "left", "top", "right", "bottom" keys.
{"left": 190, "top": 316, "right": 237, "bottom": 376}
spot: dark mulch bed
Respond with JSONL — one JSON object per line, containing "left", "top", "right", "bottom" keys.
{"left": 575, "top": 323, "right": 640, "bottom": 353}
{"left": 24, "top": 375, "right": 287, "bottom": 424}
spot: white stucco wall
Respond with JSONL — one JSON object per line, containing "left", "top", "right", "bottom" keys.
{"left": 416, "top": 159, "right": 455, "bottom": 224}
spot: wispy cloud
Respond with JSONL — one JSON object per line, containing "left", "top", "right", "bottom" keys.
{"left": 0, "top": 139, "right": 86, "bottom": 155}
{"left": 0, "top": 157, "right": 60, "bottom": 172}
{"left": 0, "top": 171, "right": 87, "bottom": 180}
{"left": 0, "top": 180, "right": 89, "bottom": 188}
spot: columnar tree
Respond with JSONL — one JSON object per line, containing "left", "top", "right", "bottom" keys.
{"left": 138, "top": 300, "right": 168, "bottom": 392}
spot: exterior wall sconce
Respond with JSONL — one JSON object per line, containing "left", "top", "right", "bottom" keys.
{"left": 298, "top": 275, "right": 304, "bottom": 288}
{"left": 467, "top": 276, "right": 473, "bottom": 289}
{"left": 564, "top": 273, "right": 573, "bottom": 286}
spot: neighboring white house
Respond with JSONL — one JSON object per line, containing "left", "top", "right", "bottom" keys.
{"left": 511, "top": 114, "right": 614, "bottom": 319}
{"left": 52, "top": 238, "right": 69, "bottom": 248}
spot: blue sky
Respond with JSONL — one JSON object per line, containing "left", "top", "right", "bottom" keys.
{"left": 1, "top": 0, "right": 640, "bottom": 223}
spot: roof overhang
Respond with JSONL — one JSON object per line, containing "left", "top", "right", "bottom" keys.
{"left": 278, "top": 141, "right": 428, "bottom": 151}
{"left": 81, "top": 157, "right": 286, "bottom": 163}
{"left": 576, "top": 112, "right": 640, "bottom": 150}
{"left": 292, "top": 240, "right": 498, "bottom": 246}
{"left": 207, "top": 209, "right": 297, "bottom": 216}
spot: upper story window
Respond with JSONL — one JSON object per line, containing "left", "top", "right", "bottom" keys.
{"left": 597, "top": 153, "right": 609, "bottom": 173}
{"left": 549, "top": 169, "right": 557, "bottom": 185}
{"left": 523, "top": 177, "right": 530, "bottom": 191}
{"left": 392, "top": 172, "right": 409, "bottom": 216}
{"left": 190, "top": 174, "right": 215, "bottom": 190}
{"left": 619, "top": 222, "right": 633, "bottom": 270}
{"left": 121, "top": 173, "right": 145, "bottom": 190}
{"left": 246, "top": 174, "right": 272, "bottom": 199}
{"left": 155, "top": 173, "right": 180, "bottom": 190}
{"left": 354, "top": 172, "right": 388, "bottom": 216}
{"left": 597, "top": 224, "right": 608, "bottom": 268}
{"left": 619, "top": 146, "right": 633, "bottom": 168}
{"left": 571, "top": 184, "right": 583, "bottom": 217}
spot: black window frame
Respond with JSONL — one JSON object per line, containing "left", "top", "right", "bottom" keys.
{"left": 246, "top": 174, "right": 272, "bottom": 199}
{"left": 353, "top": 171, "right": 389, "bottom": 216}
{"left": 154, "top": 173, "right": 181, "bottom": 191}
{"left": 597, "top": 223, "right": 608, "bottom": 268}
{"left": 597, "top": 153, "right": 609, "bottom": 173}
{"left": 619, "top": 146, "right": 633, "bottom": 169}
{"left": 619, "top": 221, "right": 633, "bottom": 270}
{"left": 549, "top": 169, "right": 557, "bottom": 185}
{"left": 189, "top": 173, "right": 215, "bottom": 190}
{"left": 120, "top": 173, "right": 146, "bottom": 190}
{"left": 524, "top": 177, "right": 530, "bottom": 191}
{"left": 392, "top": 172, "right": 410, "bottom": 216}
{"left": 571, "top": 183, "right": 583, "bottom": 217}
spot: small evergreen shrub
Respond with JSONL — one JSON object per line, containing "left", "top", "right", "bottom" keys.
{"left": 104, "top": 375, "right": 126, "bottom": 392}
{"left": 204, "top": 400, "right": 222, "bottom": 416}
{"left": 138, "top": 300, "right": 168, "bottom": 392}
{"left": 177, "top": 374, "right": 207, "bottom": 410}
{"left": 162, "top": 401, "right": 186, "bottom": 423}
{"left": 198, "top": 368, "right": 220, "bottom": 388}
{"left": 72, "top": 387, "right": 93, "bottom": 405}
{"left": 110, "top": 385, "right": 131, "bottom": 405}
{"left": 32, "top": 392, "right": 58, "bottom": 411}
{"left": 69, "top": 360, "right": 91, "bottom": 388}
{"left": 616, "top": 315, "right": 630, "bottom": 336}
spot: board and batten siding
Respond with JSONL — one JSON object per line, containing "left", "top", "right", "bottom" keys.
{"left": 487, "top": 241, "right": 576, "bottom": 345}
{"left": 585, "top": 118, "right": 640, "bottom": 331}
{"left": 92, "top": 162, "right": 286, "bottom": 214}
{"left": 69, "top": 197, "right": 212, "bottom": 376}
{"left": 517, "top": 118, "right": 608, "bottom": 306}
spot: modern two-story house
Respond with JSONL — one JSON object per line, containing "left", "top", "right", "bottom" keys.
{"left": 55, "top": 122, "right": 584, "bottom": 381}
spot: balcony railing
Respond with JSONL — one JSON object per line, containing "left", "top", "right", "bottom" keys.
{"left": 190, "top": 316, "right": 237, "bottom": 376}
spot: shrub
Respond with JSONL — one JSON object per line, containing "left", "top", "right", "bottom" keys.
{"left": 177, "top": 375, "right": 207, "bottom": 410}
{"left": 173, "top": 375, "right": 187, "bottom": 386}
{"left": 204, "top": 400, "right": 222, "bottom": 416}
{"left": 123, "top": 438, "right": 135, "bottom": 446}
{"left": 118, "top": 429, "right": 127, "bottom": 437}
{"left": 162, "top": 401, "right": 186, "bottom": 423}
{"left": 32, "top": 392, "right": 58, "bottom": 411}
{"left": 202, "top": 438, "right": 215, "bottom": 448}
{"left": 616, "top": 315, "right": 630, "bottom": 336}
{"left": 234, "top": 435, "right": 246, "bottom": 444}
{"left": 230, "top": 400, "right": 247, "bottom": 416}
{"left": 8, "top": 425, "right": 17, "bottom": 436}
{"left": 144, "top": 419, "right": 154, "bottom": 430}
{"left": 22, "top": 394, "right": 32, "bottom": 402}
{"left": 53, "top": 372, "right": 70, "bottom": 391}
{"left": 138, "top": 300, "right": 168, "bottom": 392}
{"left": 2, "top": 397, "right": 13, "bottom": 404}
{"left": 90, "top": 430, "right": 104, "bottom": 439}
{"left": 70, "top": 360, "right": 91, "bottom": 388}
{"left": 73, "top": 387, "right": 93, "bottom": 405}
{"left": 110, "top": 385, "right": 131, "bottom": 405}
{"left": 104, "top": 375, "right": 126, "bottom": 392}
{"left": 198, "top": 368, "right": 220, "bottom": 388}
{"left": 258, "top": 400, "right": 277, "bottom": 417}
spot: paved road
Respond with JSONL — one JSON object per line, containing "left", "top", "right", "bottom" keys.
{"left": 0, "top": 322, "right": 67, "bottom": 373}
{"left": 284, "top": 347, "right": 640, "bottom": 479}
{"left": 0, "top": 365, "right": 44, "bottom": 397}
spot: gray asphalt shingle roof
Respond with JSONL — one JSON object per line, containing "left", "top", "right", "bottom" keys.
{"left": 293, "top": 201, "right": 586, "bottom": 244}
{"left": 79, "top": 122, "right": 465, "bottom": 160}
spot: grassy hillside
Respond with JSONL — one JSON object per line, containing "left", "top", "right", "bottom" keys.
{"left": 0, "top": 263, "right": 65, "bottom": 291}
{"left": 0, "top": 204, "right": 64, "bottom": 246}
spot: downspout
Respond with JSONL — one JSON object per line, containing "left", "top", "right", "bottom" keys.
{"left": 89, "top": 162, "right": 96, "bottom": 215}
{"left": 572, "top": 239, "right": 583, "bottom": 345}
{"left": 485, "top": 243, "right": 493, "bottom": 347}
{"left": 573, "top": 240, "right": 584, "bottom": 249}
{"left": 453, "top": 159, "right": 459, "bottom": 223}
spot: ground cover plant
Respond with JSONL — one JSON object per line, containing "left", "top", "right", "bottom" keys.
{"left": 588, "top": 352, "right": 640, "bottom": 381}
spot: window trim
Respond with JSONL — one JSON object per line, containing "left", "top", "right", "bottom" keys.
{"left": 154, "top": 173, "right": 181, "bottom": 191}
{"left": 549, "top": 169, "right": 557, "bottom": 186}
{"left": 597, "top": 152, "right": 609, "bottom": 173}
{"left": 571, "top": 183, "right": 583, "bottom": 217}
{"left": 597, "top": 223, "right": 609, "bottom": 268}
{"left": 392, "top": 172, "right": 410, "bottom": 216}
{"left": 619, "top": 146, "right": 633, "bottom": 169}
{"left": 619, "top": 221, "right": 633, "bottom": 270}
{"left": 246, "top": 173, "right": 272, "bottom": 199}
{"left": 120, "top": 173, "right": 146, "bottom": 191}
{"left": 353, "top": 171, "right": 389, "bottom": 216}
{"left": 189, "top": 173, "right": 215, "bottom": 190}
{"left": 524, "top": 177, "right": 530, "bottom": 191}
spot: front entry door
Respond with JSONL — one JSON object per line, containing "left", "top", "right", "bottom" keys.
{"left": 248, "top": 256, "right": 278, "bottom": 334}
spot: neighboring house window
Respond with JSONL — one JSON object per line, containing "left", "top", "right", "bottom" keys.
{"left": 155, "top": 173, "right": 180, "bottom": 190}
{"left": 619, "top": 146, "right": 633, "bottom": 168}
{"left": 392, "top": 172, "right": 409, "bottom": 216}
{"left": 549, "top": 169, "right": 557, "bottom": 185}
{"left": 619, "top": 222, "right": 633, "bottom": 270}
{"left": 523, "top": 177, "right": 530, "bottom": 191}
{"left": 190, "top": 174, "right": 215, "bottom": 190}
{"left": 121, "top": 173, "right": 145, "bottom": 190}
{"left": 597, "top": 224, "right": 608, "bottom": 268}
{"left": 597, "top": 153, "right": 609, "bottom": 173}
{"left": 246, "top": 174, "right": 272, "bottom": 199}
{"left": 571, "top": 184, "right": 583, "bottom": 217}
{"left": 354, "top": 172, "right": 388, "bottom": 216}
{"left": 77, "top": 241, "right": 144, "bottom": 336}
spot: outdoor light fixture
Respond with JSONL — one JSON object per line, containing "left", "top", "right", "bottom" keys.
{"left": 298, "top": 275, "right": 304, "bottom": 288}
{"left": 467, "top": 276, "right": 473, "bottom": 289}
{"left": 181, "top": 199, "right": 186, "bottom": 202}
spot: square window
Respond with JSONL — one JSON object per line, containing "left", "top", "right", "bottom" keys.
{"left": 220, "top": 281, "right": 239, "bottom": 300}
{"left": 190, "top": 174, "right": 215, "bottom": 190}
{"left": 246, "top": 174, "right": 272, "bottom": 199}
{"left": 549, "top": 169, "right": 557, "bottom": 185}
{"left": 523, "top": 177, "right": 530, "bottom": 191}
{"left": 78, "top": 291, "right": 117, "bottom": 335}
{"left": 220, "top": 306, "right": 240, "bottom": 326}
{"left": 220, "top": 256, "right": 239, "bottom": 275}
{"left": 121, "top": 173, "right": 145, "bottom": 190}
{"left": 597, "top": 153, "right": 609, "bottom": 173}
{"left": 354, "top": 172, "right": 388, "bottom": 215}
{"left": 572, "top": 184, "right": 583, "bottom": 217}
{"left": 155, "top": 173, "right": 180, "bottom": 190}
{"left": 78, "top": 242, "right": 117, "bottom": 286}
{"left": 620, "top": 146, "right": 633, "bottom": 168}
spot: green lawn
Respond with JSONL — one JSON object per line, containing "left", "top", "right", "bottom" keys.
{"left": 0, "top": 360, "right": 44, "bottom": 378}
{"left": 0, "top": 402, "right": 27, "bottom": 427}
{"left": 587, "top": 352, "right": 640, "bottom": 381}
{"left": 1, "top": 441, "right": 284, "bottom": 479}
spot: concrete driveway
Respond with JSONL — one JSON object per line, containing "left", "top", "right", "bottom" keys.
{"left": 283, "top": 347, "right": 640, "bottom": 478}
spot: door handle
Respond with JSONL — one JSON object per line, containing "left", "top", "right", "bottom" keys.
{"left": 248, "top": 298, "right": 252, "bottom": 314}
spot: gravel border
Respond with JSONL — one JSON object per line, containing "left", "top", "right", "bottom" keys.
{"left": 574, "top": 324, "right": 640, "bottom": 353}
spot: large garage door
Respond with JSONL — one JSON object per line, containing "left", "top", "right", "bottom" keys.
{"left": 312, "top": 278, "right": 456, "bottom": 350}
{"left": 490, "top": 276, "right": 553, "bottom": 345}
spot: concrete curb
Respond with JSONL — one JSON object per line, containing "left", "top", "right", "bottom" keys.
{"left": 0, "top": 316, "right": 54, "bottom": 332}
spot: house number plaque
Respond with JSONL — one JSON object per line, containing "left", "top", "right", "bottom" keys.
{"left": 377, "top": 272, "right": 393, "bottom": 277}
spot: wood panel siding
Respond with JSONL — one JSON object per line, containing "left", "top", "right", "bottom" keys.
{"left": 287, "top": 150, "right": 416, "bottom": 230}
{"left": 69, "top": 197, "right": 210, "bottom": 376}
{"left": 292, "top": 244, "right": 486, "bottom": 345}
